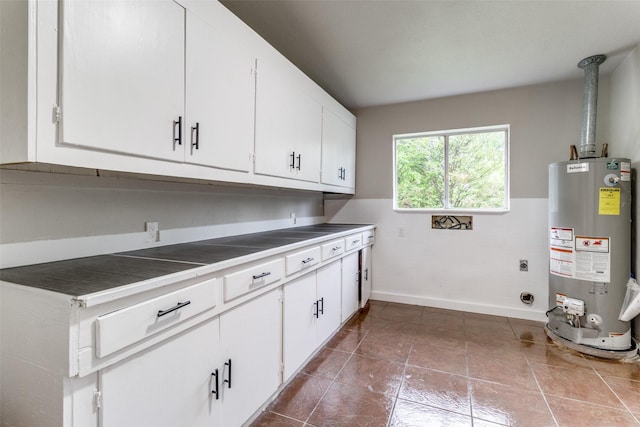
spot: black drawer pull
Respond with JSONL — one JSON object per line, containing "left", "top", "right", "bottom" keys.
{"left": 224, "top": 359, "right": 232, "bottom": 389}
{"left": 332, "top": 246, "right": 342, "bottom": 252}
{"left": 252, "top": 272, "right": 272, "bottom": 280}
{"left": 290, "top": 152, "right": 296, "bottom": 169}
{"left": 173, "top": 116, "right": 182, "bottom": 148}
{"left": 319, "top": 297, "right": 324, "bottom": 315}
{"left": 313, "top": 300, "right": 319, "bottom": 319}
{"left": 157, "top": 300, "right": 191, "bottom": 317}
{"left": 296, "top": 154, "right": 302, "bottom": 170}
{"left": 302, "top": 257, "right": 314, "bottom": 264}
{"left": 191, "top": 122, "right": 200, "bottom": 152}
{"left": 211, "top": 369, "right": 219, "bottom": 400}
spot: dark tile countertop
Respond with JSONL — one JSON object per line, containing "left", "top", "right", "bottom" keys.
{"left": 0, "top": 223, "right": 371, "bottom": 298}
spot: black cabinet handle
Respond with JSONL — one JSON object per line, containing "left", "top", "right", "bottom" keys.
{"left": 296, "top": 154, "right": 302, "bottom": 170}
{"left": 191, "top": 122, "right": 199, "bottom": 152}
{"left": 319, "top": 297, "right": 324, "bottom": 315}
{"left": 364, "top": 268, "right": 369, "bottom": 281}
{"left": 252, "top": 271, "right": 272, "bottom": 280}
{"left": 338, "top": 167, "right": 346, "bottom": 180}
{"left": 290, "top": 152, "right": 296, "bottom": 169}
{"left": 302, "top": 257, "right": 314, "bottom": 265}
{"left": 224, "top": 359, "right": 232, "bottom": 389}
{"left": 332, "top": 246, "right": 342, "bottom": 252}
{"left": 211, "top": 369, "right": 219, "bottom": 400}
{"left": 157, "top": 300, "right": 191, "bottom": 317}
{"left": 313, "top": 300, "right": 319, "bottom": 319}
{"left": 173, "top": 116, "right": 182, "bottom": 148}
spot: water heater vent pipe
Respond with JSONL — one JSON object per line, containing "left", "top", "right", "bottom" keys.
{"left": 577, "top": 54, "right": 606, "bottom": 158}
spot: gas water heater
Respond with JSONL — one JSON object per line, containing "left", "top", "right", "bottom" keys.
{"left": 546, "top": 55, "right": 636, "bottom": 358}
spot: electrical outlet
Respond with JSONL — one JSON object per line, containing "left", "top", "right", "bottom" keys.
{"left": 145, "top": 221, "right": 159, "bottom": 242}
{"left": 397, "top": 227, "right": 406, "bottom": 238}
{"left": 519, "top": 259, "right": 528, "bottom": 272}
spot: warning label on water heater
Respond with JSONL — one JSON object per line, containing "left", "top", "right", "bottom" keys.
{"left": 549, "top": 227, "right": 611, "bottom": 283}
{"left": 599, "top": 188, "right": 620, "bottom": 215}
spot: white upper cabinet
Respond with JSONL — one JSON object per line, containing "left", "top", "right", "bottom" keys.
{"left": 321, "top": 107, "right": 356, "bottom": 189}
{"left": 185, "top": 4, "right": 256, "bottom": 172}
{"left": 59, "top": 0, "right": 185, "bottom": 161}
{"left": 2, "top": 0, "right": 356, "bottom": 194}
{"left": 254, "top": 43, "right": 322, "bottom": 183}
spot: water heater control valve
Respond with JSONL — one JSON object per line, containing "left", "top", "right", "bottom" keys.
{"left": 561, "top": 297, "right": 585, "bottom": 316}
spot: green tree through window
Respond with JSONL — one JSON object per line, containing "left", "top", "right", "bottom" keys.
{"left": 394, "top": 126, "right": 509, "bottom": 211}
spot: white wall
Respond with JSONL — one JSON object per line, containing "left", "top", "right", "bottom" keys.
{"left": 327, "top": 78, "right": 612, "bottom": 321}
{"left": 611, "top": 42, "right": 640, "bottom": 273}
{"left": 0, "top": 167, "right": 324, "bottom": 268}
{"left": 610, "top": 42, "right": 640, "bottom": 338}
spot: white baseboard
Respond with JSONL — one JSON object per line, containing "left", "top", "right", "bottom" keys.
{"left": 371, "top": 290, "right": 548, "bottom": 322}
{"left": 0, "top": 216, "right": 325, "bottom": 269}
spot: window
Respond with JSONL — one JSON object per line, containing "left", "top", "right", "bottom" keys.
{"left": 393, "top": 125, "right": 509, "bottom": 212}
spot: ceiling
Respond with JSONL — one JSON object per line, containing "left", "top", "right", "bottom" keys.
{"left": 220, "top": 0, "right": 640, "bottom": 110}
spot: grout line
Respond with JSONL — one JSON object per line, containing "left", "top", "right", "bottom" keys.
{"left": 526, "top": 358, "right": 560, "bottom": 427}
{"left": 302, "top": 326, "right": 370, "bottom": 425}
{"left": 386, "top": 341, "right": 414, "bottom": 427}
{"left": 591, "top": 367, "right": 640, "bottom": 424}
{"left": 464, "top": 324, "right": 475, "bottom": 424}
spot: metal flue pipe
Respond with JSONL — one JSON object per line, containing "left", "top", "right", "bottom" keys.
{"left": 577, "top": 54, "right": 606, "bottom": 158}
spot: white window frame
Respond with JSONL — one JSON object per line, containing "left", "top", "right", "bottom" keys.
{"left": 393, "top": 124, "right": 510, "bottom": 213}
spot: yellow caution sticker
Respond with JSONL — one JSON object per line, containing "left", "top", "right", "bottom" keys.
{"left": 599, "top": 188, "right": 620, "bottom": 215}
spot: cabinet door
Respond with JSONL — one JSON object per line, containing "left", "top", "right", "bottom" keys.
{"left": 254, "top": 45, "right": 321, "bottom": 182}
{"left": 282, "top": 272, "right": 318, "bottom": 380}
{"left": 100, "top": 318, "right": 221, "bottom": 427}
{"left": 316, "top": 261, "right": 342, "bottom": 344}
{"left": 321, "top": 108, "right": 356, "bottom": 188}
{"left": 341, "top": 252, "right": 360, "bottom": 321}
{"left": 60, "top": 0, "right": 185, "bottom": 161}
{"left": 361, "top": 246, "right": 372, "bottom": 308}
{"left": 185, "top": 7, "right": 255, "bottom": 172}
{"left": 219, "top": 289, "right": 282, "bottom": 427}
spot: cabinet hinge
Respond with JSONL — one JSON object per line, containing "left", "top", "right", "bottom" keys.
{"left": 52, "top": 104, "right": 61, "bottom": 123}
{"left": 94, "top": 390, "right": 102, "bottom": 410}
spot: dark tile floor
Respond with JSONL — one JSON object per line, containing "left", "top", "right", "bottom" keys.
{"left": 251, "top": 300, "right": 640, "bottom": 426}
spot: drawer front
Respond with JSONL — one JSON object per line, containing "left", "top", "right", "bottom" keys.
{"left": 345, "top": 233, "right": 363, "bottom": 252}
{"left": 362, "top": 230, "right": 375, "bottom": 245}
{"left": 96, "top": 278, "right": 217, "bottom": 358}
{"left": 224, "top": 259, "right": 283, "bottom": 302}
{"left": 321, "top": 238, "right": 345, "bottom": 261}
{"left": 285, "top": 246, "right": 321, "bottom": 275}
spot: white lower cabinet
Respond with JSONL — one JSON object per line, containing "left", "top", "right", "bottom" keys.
{"left": 360, "top": 246, "right": 372, "bottom": 308}
{"left": 341, "top": 252, "right": 360, "bottom": 321}
{"left": 78, "top": 284, "right": 286, "bottom": 427}
{"left": 0, "top": 228, "right": 374, "bottom": 427}
{"left": 100, "top": 318, "right": 221, "bottom": 427}
{"left": 283, "top": 261, "right": 341, "bottom": 381}
{"left": 218, "top": 288, "right": 282, "bottom": 426}
{"left": 100, "top": 287, "right": 281, "bottom": 427}
{"left": 316, "top": 262, "right": 342, "bottom": 345}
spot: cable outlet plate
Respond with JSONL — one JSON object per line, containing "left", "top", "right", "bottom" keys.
{"left": 145, "top": 221, "right": 159, "bottom": 242}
